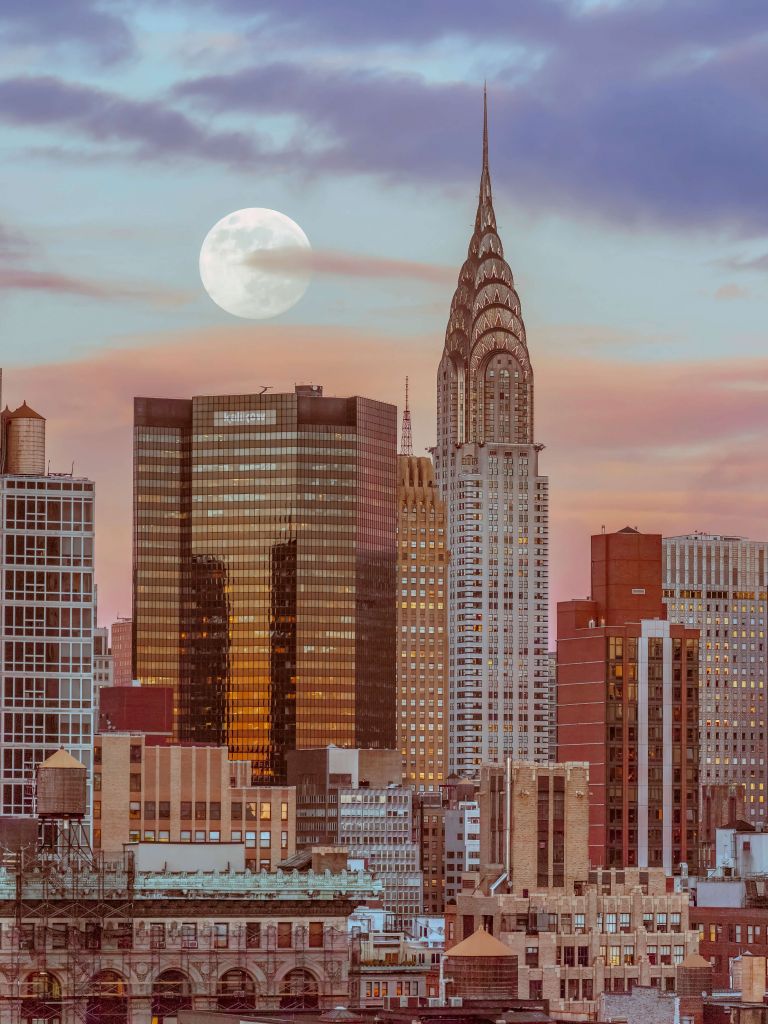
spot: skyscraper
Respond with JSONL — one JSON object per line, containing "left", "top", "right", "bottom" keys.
{"left": 133, "top": 385, "right": 397, "bottom": 782}
{"left": 397, "top": 454, "right": 448, "bottom": 791}
{"left": 663, "top": 533, "right": 768, "bottom": 822}
{"left": 0, "top": 377, "right": 96, "bottom": 817}
{"left": 434, "top": 94, "right": 549, "bottom": 772}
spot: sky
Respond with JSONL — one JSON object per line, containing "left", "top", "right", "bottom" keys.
{"left": 1, "top": 0, "right": 767, "bottom": 628}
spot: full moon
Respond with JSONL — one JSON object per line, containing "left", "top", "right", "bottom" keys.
{"left": 199, "top": 207, "right": 311, "bottom": 320}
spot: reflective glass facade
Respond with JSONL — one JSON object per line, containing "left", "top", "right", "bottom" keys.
{"left": 133, "top": 387, "right": 396, "bottom": 781}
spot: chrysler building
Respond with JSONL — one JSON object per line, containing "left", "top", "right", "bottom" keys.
{"left": 434, "top": 93, "right": 550, "bottom": 773}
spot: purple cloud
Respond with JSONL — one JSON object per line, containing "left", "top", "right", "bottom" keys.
{"left": 0, "top": 76, "right": 261, "bottom": 166}
{"left": 0, "top": 0, "right": 134, "bottom": 64}
{"left": 174, "top": 43, "right": 768, "bottom": 233}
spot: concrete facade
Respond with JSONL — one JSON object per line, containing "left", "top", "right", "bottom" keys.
{"left": 94, "top": 734, "right": 295, "bottom": 870}
{"left": 479, "top": 761, "right": 590, "bottom": 894}
{"left": 448, "top": 867, "right": 698, "bottom": 1021}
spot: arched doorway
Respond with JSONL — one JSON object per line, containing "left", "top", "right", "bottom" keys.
{"left": 279, "top": 968, "right": 319, "bottom": 1009}
{"left": 217, "top": 968, "right": 258, "bottom": 1010}
{"left": 21, "top": 971, "right": 62, "bottom": 1023}
{"left": 152, "top": 968, "right": 193, "bottom": 1022}
{"left": 86, "top": 969, "right": 128, "bottom": 1024}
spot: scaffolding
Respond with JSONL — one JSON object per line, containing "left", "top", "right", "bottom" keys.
{"left": 2, "top": 836, "right": 135, "bottom": 1024}
{"left": 0, "top": 844, "right": 382, "bottom": 1023}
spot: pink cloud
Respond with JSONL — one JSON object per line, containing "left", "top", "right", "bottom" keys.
{"left": 6, "top": 330, "right": 767, "bottom": 633}
{"left": 0, "top": 267, "right": 192, "bottom": 306}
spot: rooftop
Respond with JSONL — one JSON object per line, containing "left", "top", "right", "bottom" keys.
{"left": 446, "top": 926, "right": 514, "bottom": 959}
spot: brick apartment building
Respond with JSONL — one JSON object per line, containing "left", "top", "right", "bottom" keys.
{"left": 557, "top": 528, "right": 700, "bottom": 874}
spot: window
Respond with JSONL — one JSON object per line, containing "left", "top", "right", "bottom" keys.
{"left": 129, "top": 801, "right": 140, "bottom": 821}
{"left": 624, "top": 945, "right": 635, "bottom": 965}
{"left": 129, "top": 774, "right": 141, "bottom": 792}
{"left": 278, "top": 922, "right": 292, "bottom": 949}
{"left": 578, "top": 945, "right": 589, "bottom": 966}
{"left": 609, "top": 945, "right": 621, "bottom": 967}
{"left": 231, "top": 802, "right": 242, "bottom": 820}
{"left": 309, "top": 922, "right": 324, "bottom": 948}
{"left": 130, "top": 744, "right": 142, "bottom": 763}
{"left": 620, "top": 912, "right": 631, "bottom": 932}
{"left": 606, "top": 913, "right": 617, "bottom": 934}
{"left": 150, "top": 923, "right": 165, "bottom": 949}
{"left": 525, "top": 946, "right": 538, "bottom": 967}
{"left": 673, "top": 945, "right": 684, "bottom": 965}
{"left": 158, "top": 801, "right": 170, "bottom": 820}
{"left": 563, "top": 946, "right": 574, "bottom": 967}
{"left": 144, "top": 801, "right": 156, "bottom": 819}
{"left": 281, "top": 801, "right": 289, "bottom": 820}
{"left": 574, "top": 913, "right": 586, "bottom": 933}
{"left": 181, "top": 923, "right": 197, "bottom": 949}
{"left": 51, "top": 924, "right": 68, "bottom": 949}
{"left": 180, "top": 801, "right": 192, "bottom": 820}
{"left": 260, "top": 830, "right": 271, "bottom": 849}
{"left": 529, "top": 980, "right": 543, "bottom": 1000}
{"left": 260, "top": 801, "right": 271, "bottom": 820}
{"left": 195, "top": 801, "right": 206, "bottom": 820}
{"left": 195, "top": 830, "right": 205, "bottom": 841}
{"left": 210, "top": 801, "right": 221, "bottom": 820}
{"left": 214, "top": 923, "right": 228, "bottom": 949}
{"left": 246, "top": 922, "right": 260, "bottom": 949}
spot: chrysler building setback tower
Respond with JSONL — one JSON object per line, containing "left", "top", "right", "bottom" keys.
{"left": 434, "top": 93, "right": 550, "bottom": 773}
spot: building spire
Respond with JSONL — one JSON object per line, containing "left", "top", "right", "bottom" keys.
{"left": 400, "top": 376, "right": 413, "bottom": 456}
{"left": 476, "top": 84, "right": 495, "bottom": 232}
{"left": 483, "top": 81, "right": 489, "bottom": 173}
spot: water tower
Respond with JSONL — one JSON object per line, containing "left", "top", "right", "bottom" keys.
{"left": 4, "top": 401, "right": 46, "bottom": 475}
{"left": 36, "top": 749, "right": 93, "bottom": 866}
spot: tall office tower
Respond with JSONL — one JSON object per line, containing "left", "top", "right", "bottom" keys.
{"left": 133, "top": 385, "right": 397, "bottom": 782}
{"left": 397, "top": 454, "right": 448, "bottom": 791}
{"left": 434, "top": 94, "right": 549, "bottom": 772}
{"left": 110, "top": 616, "right": 132, "bottom": 686}
{"left": 558, "top": 528, "right": 700, "bottom": 874}
{"left": 0, "top": 382, "right": 96, "bottom": 816}
{"left": 663, "top": 533, "right": 768, "bottom": 822}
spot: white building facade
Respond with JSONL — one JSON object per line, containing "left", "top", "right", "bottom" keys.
{"left": 434, "top": 97, "right": 549, "bottom": 773}
{"left": 0, "top": 394, "right": 96, "bottom": 819}
{"left": 663, "top": 533, "right": 768, "bottom": 820}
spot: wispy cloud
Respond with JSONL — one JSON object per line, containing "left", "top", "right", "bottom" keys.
{"left": 719, "top": 253, "right": 768, "bottom": 273}
{"left": 713, "top": 283, "right": 749, "bottom": 300}
{"left": 0, "top": 75, "right": 262, "bottom": 166}
{"left": 243, "top": 246, "right": 455, "bottom": 285}
{"left": 0, "top": 0, "right": 134, "bottom": 65}
{"left": 0, "top": 267, "right": 192, "bottom": 306}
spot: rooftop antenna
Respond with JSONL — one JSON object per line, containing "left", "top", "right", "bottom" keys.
{"left": 400, "top": 376, "right": 413, "bottom": 457}
{"left": 258, "top": 385, "right": 272, "bottom": 395}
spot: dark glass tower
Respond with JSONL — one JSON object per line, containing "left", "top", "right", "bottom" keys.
{"left": 133, "top": 386, "right": 396, "bottom": 782}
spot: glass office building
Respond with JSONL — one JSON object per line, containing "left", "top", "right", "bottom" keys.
{"left": 133, "top": 386, "right": 397, "bottom": 782}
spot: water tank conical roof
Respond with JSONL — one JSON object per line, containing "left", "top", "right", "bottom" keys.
{"left": 6, "top": 401, "right": 45, "bottom": 421}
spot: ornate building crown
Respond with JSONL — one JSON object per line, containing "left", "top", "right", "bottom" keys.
{"left": 440, "top": 89, "right": 533, "bottom": 446}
